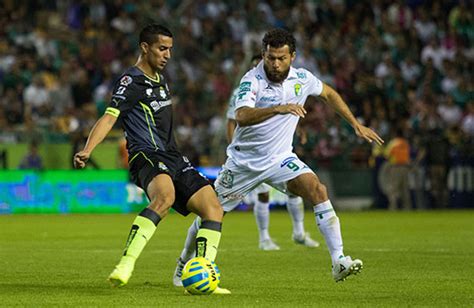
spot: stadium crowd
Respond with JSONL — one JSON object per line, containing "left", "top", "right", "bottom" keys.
{"left": 0, "top": 0, "right": 472, "bottom": 208}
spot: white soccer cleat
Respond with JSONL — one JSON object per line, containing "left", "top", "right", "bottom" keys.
{"left": 293, "top": 232, "right": 320, "bottom": 248}
{"left": 332, "top": 256, "right": 363, "bottom": 282}
{"left": 259, "top": 239, "right": 280, "bottom": 251}
{"left": 173, "top": 257, "right": 186, "bottom": 287}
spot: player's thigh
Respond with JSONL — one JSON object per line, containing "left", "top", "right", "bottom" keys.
{"left": 146, "top": 173, "right": 176, "bottom": 213}
{"left": 286, "top": 172, "right": 327, "bottom": 202}
{"left": 266, "top": 155, "right": 326, "bottom": 203}
{"left": 186, "top": 185, "right": 223, "bottom": 221}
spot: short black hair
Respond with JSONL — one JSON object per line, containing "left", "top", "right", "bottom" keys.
{"left": 251, "top": 54, "right": 262, "bottom": 62}
{"left": 139, "top": 24, "right": 173, "bottom": 45}
{"left": 262, "top": 28, "right": 296, "bottom": 53}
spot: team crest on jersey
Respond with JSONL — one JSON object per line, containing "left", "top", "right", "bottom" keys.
{"left": 159, "top": 86, "right": 167, "bottom": 98}
{"left": 294, "top": 83, "right": 302, "bottom": 96}
{"left": 218, "top": 169, "right": 234, "bottom": 189}
{"left": 120, "top": 75, "right": 132, "bottom": 86}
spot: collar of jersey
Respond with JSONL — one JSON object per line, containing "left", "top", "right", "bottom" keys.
{"left": 257, "top": 61, "right": 298, "bottom": 84}
{"left": 134, "top": 66, "right": 160, "bottom": 83}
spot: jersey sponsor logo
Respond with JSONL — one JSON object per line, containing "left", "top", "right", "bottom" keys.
{"left": 218, "top": 169, "right": 234, "bottom": 189}
{"left": 237, "top": 81, "right": 251, "bottom": 99}
{"left": 260, "top": 96, "right": 278, "bottom": 102}
{"left": 296, "top": 72, "right": 307, "bottom": 79}
{"left": 294, "top": 83, "right": 302, "bottom": 96}
{"left": 120, "top": 75, "right": 133, "bottom": 86}
{"left": 150, "top": 99, "right": 172, "bottom": 112}
{"left": 146, "top": 88, "right": 154, "bottom": 97}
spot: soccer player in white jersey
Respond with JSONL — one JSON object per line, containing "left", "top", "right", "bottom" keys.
{"left": 226, "top": 55, "right": 319, "bottom": 251}
{"left": 174, "top": 28, "right": 384, "bottom": 284}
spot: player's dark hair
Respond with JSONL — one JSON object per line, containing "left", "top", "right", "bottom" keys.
{"left": 251, "top": 54, "right": 262, "bottom": 62}
{"left": 262, "top": 28, "right": 296, "bottom": 53}
{"left": 139, "top": 24, "right": 173, "bottom": 45}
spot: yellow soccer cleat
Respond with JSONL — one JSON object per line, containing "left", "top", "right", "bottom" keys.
{"left": 212, "top": 286, "right": 231, "bottom": 295}
{"left": 108, "top": 260, "right": 135, "bottom": 287}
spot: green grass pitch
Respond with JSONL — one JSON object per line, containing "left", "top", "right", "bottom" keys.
{"left": 0, "top": 210, "right": 473, "bottom": 307}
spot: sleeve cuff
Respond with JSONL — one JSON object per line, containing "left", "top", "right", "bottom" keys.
{"left": 105, "top": 107, "right": 120, "bottom": 117}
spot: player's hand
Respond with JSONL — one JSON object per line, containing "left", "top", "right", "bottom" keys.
{"left": 74, "top": 151, "right": 90, "bottom": 169}
{"left": 275, "top": 104, "right": 307, "bottom": 118}
{"left": 354, "top": 124, "right": 384, "bottom": 145}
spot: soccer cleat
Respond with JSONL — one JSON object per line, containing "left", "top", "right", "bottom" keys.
{"left": 293, "top": 232, "right": 320, "bottom": 248}
{"left": 332, "top": 256, "right": 363, "bottom": 282}
{"left": 108, "top": 260, "right": 135, "bottom": 287}
{"left": 259, "top": 239, "right": 280, "bottom": 251}
{"left": 173, "top": 257, "right": 186, "bottom": 287}
{"left": 184, "top": 286, "right": 231, "bottom": 295}
{"left": 212, "top": 286, "right": 231, "bottom": 294}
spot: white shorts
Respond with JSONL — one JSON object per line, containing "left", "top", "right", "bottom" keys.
{"left": 215, "top": 154, "right": 314, "bottom": 212}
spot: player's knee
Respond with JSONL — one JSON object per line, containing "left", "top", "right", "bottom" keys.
{"left": 149, "top": 193, "right": 175, "bottom": 215}
{"left": 311, "top": 182, "right": 328, "bottom": 204}
{"left": 203, "top": 199, "right": 223, "bottom": 221}
{"left": 258, "top": 192, "right": 269, "bottom": 203}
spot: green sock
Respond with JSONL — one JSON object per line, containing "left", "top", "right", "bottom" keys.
{"left": 119, "top": 209, "right": 160, "bottom": 265}
{"left": 195, "top": 220, "right": 222, "bottom": 262}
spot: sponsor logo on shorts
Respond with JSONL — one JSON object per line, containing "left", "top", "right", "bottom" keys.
{"left": 221, "top": 193, "right": 244, "bottom": 200}
{"left": 158, "top": 162, "right": 169, "bottom": 171}
{"left": 218, "top": 169, "right": 234, "bottom": 189}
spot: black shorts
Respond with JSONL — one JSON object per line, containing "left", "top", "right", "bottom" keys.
{"left": 129, "top": 150, "right": 210, "bottom": 216}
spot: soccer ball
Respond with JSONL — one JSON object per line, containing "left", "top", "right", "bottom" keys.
{"left": 181, "top": 257, "right": 220, "bottom": 295}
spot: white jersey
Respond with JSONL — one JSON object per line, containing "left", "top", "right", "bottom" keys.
{"left": 227, "top": 61, "right": 324, "bottom": 171}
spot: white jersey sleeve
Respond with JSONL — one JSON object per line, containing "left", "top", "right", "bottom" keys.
{"left": 305, "top": 69, "right": 324, "bottom": 97}
{"left": 234, "top": 72, "right": 259, "bottom": 111}
{"left": 226, "top": 87, "right": 239, "bottom": 120}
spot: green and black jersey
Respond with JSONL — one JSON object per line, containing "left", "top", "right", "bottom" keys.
{"left": 105, "top": 66, "right": 177, "bottom": 156}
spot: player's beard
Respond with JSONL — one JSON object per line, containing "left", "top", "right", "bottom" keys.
{"left": 264, "top": 64, "right": 290, "bottom": 83}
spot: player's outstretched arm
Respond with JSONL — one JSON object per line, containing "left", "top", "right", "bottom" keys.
{"left": 319, "top": 84, "right": 384, "bottom": 145}
{"left": 73, "top": 114, "right": 118, "bottom": 169}
{"left": 235, "top": 104, "right": 307, "bottom": 127}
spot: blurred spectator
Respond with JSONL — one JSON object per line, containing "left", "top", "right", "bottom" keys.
{"left": 18, "top": 141, "right": 43, "bottom": 170}
{"left": 384, "top": 128, "right": 411, "bottom": 210}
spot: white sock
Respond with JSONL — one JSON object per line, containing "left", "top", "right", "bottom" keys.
{"left": 254, "top": 200, "right": 270, "bottom": 242}
{"left": 287, "top": 196, "right": 305, "bottom": 237}
{"left": 179, "top": 216, "right": 201, "bottom": 262}
{"left": 314, "top": 200, "right": 344, "bottom": 264}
